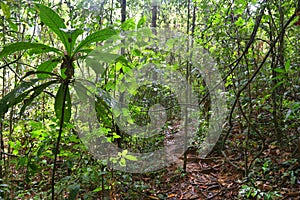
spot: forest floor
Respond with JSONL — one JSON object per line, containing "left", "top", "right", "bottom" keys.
{"left": 118, "top": 129, "right": 300, "bottom": 200}
{"left": 140, "top": 147, "right": 300, "bottom": 200}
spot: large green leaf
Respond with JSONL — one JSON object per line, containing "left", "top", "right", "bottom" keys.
{"left": 20, "top": 80, "right": 58, "bottom": 116}
{"left": 28, "top": 46, "right": 61, "bottom": 56}
{"left": 73, "top": 28, "right": 117, "bottom": 55}
{"left": 60, "top": 28, "right": 84, "bottom": 56}
{"left": 22, "top": 71, "right": 59, "bottom": 80}
{"left": 0, "top": 80, "right": 39, "bottom": 117}
{"left": 36, "top": 5, "right": 83, "bottom": 55}
{"left": 37, "top": 59, "right": 60, "bottom": 78}
{"left": 88, "top": 50, "right": 121, "bottom": 63}
{"left": 0, "top": 42, "right": 62, "bottom": 58}
{"left": 86, "top": 51, "right": 121, "bottom": 74}
{"left": 35, "top": 4, "right": 69, "bottom": 53}
{"left": 73, "top": 81, "right": 90, "bottom": 102}
{"left": 55, "top": 84, "right": 72, "bottom": 124}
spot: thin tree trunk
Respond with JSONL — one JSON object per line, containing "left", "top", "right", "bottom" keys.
{"left": 268, "top": 3, "right": 283, "bottom": 145}
{"left": 110, "top": 0, "right": 114, "bottom": 24}
{"left": 121, "top": 0, "right": 126, "bottom": 23}
{"left": 116, "top": 0, "right": 126, "bottom": 144}
{"left": 0, "top": 15, "right": 6, "bottom": 180}
{"left": 152, "top": 0, "right": 158, "bottom": 28}
{"left": 183, "top": 0, "right": 191, "bottom": 173}
{"left": 274, "top": 0, "right": 284, "bottom": 143}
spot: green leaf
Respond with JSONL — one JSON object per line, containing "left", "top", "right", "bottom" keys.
{"left": 73, "top": 28, "right": 117, "bottom": 54}
{"left": 28, "top": 46, "right": 61, "bottom": 56}
{"left": 17, "top": 156, "right": 28, "bottom": 167}
{"left": 284, "top": 59, "right": 290, "bottom": 72}
{"left": 93, "top": 187, "right": 102, "bottom": 192}
{"left": 121, "top": 149, "right": 128, "bottom": 157}
{"left": 86, "top": 51, "right": 120, "bottom": 74}
{"left": 119, "top": 158, "right": 126, "bottom": 166}
{"left": 121, "top": 18, "right": 136, "bottom": 30}
{"left": 22, "top": 71, "right": 59, "bottom": 80}
{"left": 73, "top": 81, "right": 90, "bottom": 102}
{"left": 85, "top": 57, "right": 104, "bottom": 74}
{"left": 36, "top": 145, "right": 45, "bottom": 160}
{"left": 113, "top": 133, "right": 121, "bottom": 139}
{"left": 137, "top": 16, "right": 146, "bottom": 28}
{"left": 60, "top": 28, "right": 84, "bottom": 55}
{"left": 68, "top": 184, "right": 80, "bottom": 200}
{"left": 35, "top": 4, "right": 69, "bottom": 52}
{"left": 88, "top": 51, "right": 120, "bottom": 63}
{"left": 1, "top": 2, "right": 10, "bottom": 19}
{"left": 7, "top": 19, "right": 18, "bottom": 31}
{"left": 0, "top": 80, "right": 38, "bottom": 117}
{"left": 132, "top": 49, "right": 142, "bottom": 56}
{"left": 272, "top": 80, "right": 285, "bottom": 91}
{"left": 55, "top": 84, "right": 72, "bottom": 124}
{"left": 60, "top": 68, "right": 67, "bottom": 79}
{"left": 20, "top": 80, "right": 58, "bottom": 116}
{"left": 274, "top": 67, "right": 285, "bottom": 73}
{"left": 28, "top": 162, "right": 40, "bottom": 172}
{"left": 0, "top": 42, "right": 62, "bottom": 58}
{"left": 125, "top": 154, "right": 138, "bottom": 161}
{"left": 235, "top": 17, "right": 245, "bottom": 26}
{"left": 37, "top": 59, "right": 60, "bottom": 78}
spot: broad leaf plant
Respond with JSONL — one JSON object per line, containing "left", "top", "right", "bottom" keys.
{"left": 0, "top": 4, "right": 116, "bottom": 197}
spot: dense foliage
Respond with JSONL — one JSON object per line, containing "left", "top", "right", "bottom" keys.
{"left": 0, "top": 0, "right": 299, "bottom": 199}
